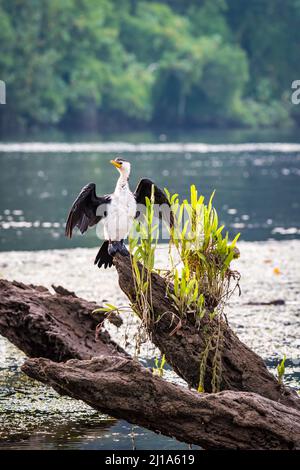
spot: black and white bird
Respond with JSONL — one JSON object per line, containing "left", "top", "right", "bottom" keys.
{"left": 65, "top": 157, "right": 172, "bottom": 268}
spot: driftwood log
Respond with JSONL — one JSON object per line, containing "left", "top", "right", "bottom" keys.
{"left": 0, "top": 279, "right": 126, "bottom": 360}
{"left": 1, "top": 277, "right": 300, "bottom": 449}
{"left": 22, "top": 356, "right": 300, "bottom": 450}
{"left": 114, "top": 254, "right": 300, "bottom": 411}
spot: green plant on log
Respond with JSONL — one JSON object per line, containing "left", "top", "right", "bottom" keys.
{"left": 164, "top": 185, "right": 240, "bottom": 393}
{"left": 128, "top": 184, "right": 241, "bottom": 393}
{"left": 128, "top": 185, "right": 158, "bottom": 328}
{"left": 165, "top": 185, "right": 240, "bottom": 315}
{"left": 277, "top": 354, "right": 286, "bottom": 385}
{"left": 153, "top": 354, "right": 166, "bottom": 378}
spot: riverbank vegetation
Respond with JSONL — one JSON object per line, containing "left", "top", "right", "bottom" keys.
{"left": 1, "top": 0, "right": 299, "bottom": 133}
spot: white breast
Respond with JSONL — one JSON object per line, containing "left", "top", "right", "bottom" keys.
{"left": 104, "top": 187, "right": 136, "bottom": 241}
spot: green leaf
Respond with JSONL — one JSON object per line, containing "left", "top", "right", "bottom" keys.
{"left": 277, "top": 354, "right": 286, "bottom": 384}
{"left": 208, "top": 190, "right": 216, "bottom": 213}
{"left": 230, "top": 232, "right": 241, "bottom": 248}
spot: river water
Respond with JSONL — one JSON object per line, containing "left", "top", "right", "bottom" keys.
{"left": 1, "top": 129, "right": 300, "bottom": 251}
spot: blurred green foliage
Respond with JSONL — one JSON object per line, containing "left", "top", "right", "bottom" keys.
{"left": 0, "top": 0, "right": 299, "bottom": 131}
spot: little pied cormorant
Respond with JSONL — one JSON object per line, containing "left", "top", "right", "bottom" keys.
{"left": 65, "top": 157, "right": 172, "bottom": 268}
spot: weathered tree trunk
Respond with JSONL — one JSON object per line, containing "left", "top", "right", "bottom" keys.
{"left": 1, "top": 278, "right": 300, "bottom": 450}
{"left": 113, "top": 255, "right": 300, "bottom": 411}
{"left": 22, "top": 355, "right": 300, "bottom": 450}
{"left": 0, "top": 279, "right": 126, "bottom": 361}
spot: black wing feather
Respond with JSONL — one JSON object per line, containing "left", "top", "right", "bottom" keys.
{"left": 65, "top": 183, "right": 110, "bottom": 238}
{"left": 134, "top": 178, "right": 173, "bottom": 226}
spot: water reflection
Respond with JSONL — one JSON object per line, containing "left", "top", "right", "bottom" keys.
{"left": 0, "top": 418, "right": 193, "bottom": 451}
{"left": 0, "top": 340, "right": 195, "bottom": 450}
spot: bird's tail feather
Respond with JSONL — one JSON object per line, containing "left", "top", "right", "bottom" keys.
{"left": 94, "top": 240, "right": 129, "bottom": 269}
{"left": 94, "top": 241, "right": 113, "bottom": 269}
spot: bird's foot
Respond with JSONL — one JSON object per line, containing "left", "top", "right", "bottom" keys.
{"left": 108, "top": 240, "right": 129, "bottom": 257}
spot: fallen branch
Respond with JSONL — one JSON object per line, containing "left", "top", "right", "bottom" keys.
{"left": 1, "top": 278, "right": 299, "bottom": 449}
{"left": 113, "top": 254, "right": 300, "bottom": 411}
{"left": 0, "top": 279, "right": 126, "bottom": 361}
{"left": 22, "top": 355, "right": 300, "bottom": 450}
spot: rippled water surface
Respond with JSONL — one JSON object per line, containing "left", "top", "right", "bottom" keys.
{"left": 0, "top": 338, "right": 194, "bottom": 450}
{"left": 1, "top": 129, "right": 300, "bottom": 250}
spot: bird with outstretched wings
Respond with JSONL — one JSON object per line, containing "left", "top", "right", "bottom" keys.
{"left": 65, "top": 158, "right": 173, "bottom": 268}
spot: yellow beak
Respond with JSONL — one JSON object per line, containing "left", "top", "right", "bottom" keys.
{"left": 110, "top": 159, "right": 122, "bottom": 169}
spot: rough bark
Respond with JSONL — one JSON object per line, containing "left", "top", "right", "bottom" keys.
{"left": 0, "top": 279, "right": 126, "bottom": 361}
{"left": 114, "top": 254, "right": 300, "bottom": 411}
{"left": 22, "top": 355, "right": 300, "bottom": 450}
{"left": 1, "top": 277, "right": 300, "bottom": 450}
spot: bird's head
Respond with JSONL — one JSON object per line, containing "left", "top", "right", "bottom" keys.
{"left": 110, "top": 157, "right": 131, "bottom": 178}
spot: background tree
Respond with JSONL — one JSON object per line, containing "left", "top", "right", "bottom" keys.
{"left": 0, "top": 0, "right": 298, "bottom": 132}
